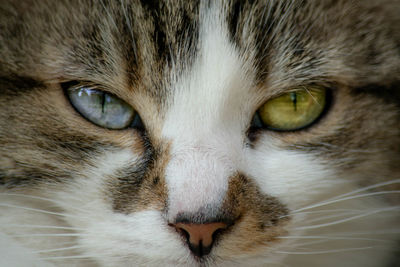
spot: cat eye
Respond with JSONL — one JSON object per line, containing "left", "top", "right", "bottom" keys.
{"left": 67, "top": 85, "right": 140, "bottom": 129}
{"left": 254, "top": 86, "right": 327, "bottom": 131}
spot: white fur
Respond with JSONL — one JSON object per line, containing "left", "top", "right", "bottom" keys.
{"left": 162, "top": 2, "right": 255, "bottom": 220}
{"left": 0, "top": 232, "right": 54, "bottom": 267}
{"left": 244, "top": 142, "right": 344, "bottom": 208}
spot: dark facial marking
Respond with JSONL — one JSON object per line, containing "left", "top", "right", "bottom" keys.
{"left": 222, "top": 174, "right": 289, "bottom": 228}
{"left": 352, "top": 82, "right": 400, "bottom": 107}
{"left": 110, "top": 136, "right": 169, "bottom": 214}
{"left": 0, "top": 75, "right": 44, "bottom": 96}
{"left": 139, "top": 0, "right": 200, "bottom": 71}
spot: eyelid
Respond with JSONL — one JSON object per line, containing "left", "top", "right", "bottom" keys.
{"left": 68, "top": 82, "right": 107, "bottom": 95}
{"left": 63, "top": 81, "right": 132, "bottom": 108}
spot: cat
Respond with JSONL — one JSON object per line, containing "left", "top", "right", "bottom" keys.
{"left": 0, "top": 0, "right": 399, "bottom": 266}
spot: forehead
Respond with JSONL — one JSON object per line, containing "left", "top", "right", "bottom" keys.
{"left": 40, "top": 1, "right": 333, "bottom": 91}
{"left": 92, "top": 1, "right": 319, "bottom": 120}
{"left": 57, "top": 0, "right": 391, "bottom": 103}
{"left": 6, "top": 0, "right": 397, "bottom": 113}
{"left": 114, "top": 0, "right": 329, "bottom": 94}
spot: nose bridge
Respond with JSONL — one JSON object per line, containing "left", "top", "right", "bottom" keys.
{"left": 165, "top": 143, "right": 235, "bottom": 221}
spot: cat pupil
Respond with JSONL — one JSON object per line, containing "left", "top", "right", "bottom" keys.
{"left": 290, "top": 92, "right": 297, "bottom": 111}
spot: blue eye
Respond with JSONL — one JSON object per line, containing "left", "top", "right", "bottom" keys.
{"left": 67, "top": 86, "right": 137, "bottom": 129}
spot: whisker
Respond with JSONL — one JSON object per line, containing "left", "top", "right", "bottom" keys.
{"left": 40, "top": 253, "right": 132, "bottom": 261}
{"left": 0, "top": 193, "right": 88, "bottom": 213}
{"left": 11, "top": 233, "right": 88, "bottom": 237}
{"left": 303, "top": 211, "right": 364, "bottom": 224}
{"left": 294, "top": 206, "right": 399, "bottom": 230}
{"left": 278, "top": 235, "right": 390, "bottom": 242}
{"left": 34, "top": 245, "right": 85, "bottom": 254}
{"left": 279, "top": 208, "right": 361, "bottom": 219}
{"left": 341, "top": 230, "right": 400, "bottom": 236}
{"left": 6, "top": 224, "right": 85, "bottom": 231}
{"left": 328, "top": 179, "right": 400, "bottom": 200}
{"left": 283, "top": 239, "right": 339, "bottom": 248}
{"left": 0, "top": 203, "right": 88, "bottom": 219}
{"left": 292, "top": 190, "right": 400, "bottom": 213}
{"left": 274, "top": 246, "right": 374, "bottom": 255}
{"left": 39, "top": 255, "right": 98, "bottom": 260}
{"left": 294, "top": 141, "right": 381, "bottom": 153}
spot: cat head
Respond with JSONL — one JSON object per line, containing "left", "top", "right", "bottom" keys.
{"left": 0, "top": 0, "right": 399, "bottom": 266}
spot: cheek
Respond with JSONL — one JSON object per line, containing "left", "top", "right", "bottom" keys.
{"left": 243, "top": 144, "right": 344, "bottom": 210}
{"left": 50, "top": 150, "right": 191, "bottom": 265}
{"left": 52, "top": 149, "right": 140, "bottom": 217}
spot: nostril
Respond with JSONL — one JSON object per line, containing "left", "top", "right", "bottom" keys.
{"left": 211, "top": 227, "right": 224, "bottom": 241}
{"left": 171, "top": 222, "right": 228, "bottom": 257}
{"left": 175, "top": 226, "right": 190, "bottom": 241}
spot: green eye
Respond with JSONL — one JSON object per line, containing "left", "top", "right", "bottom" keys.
{"left": 256, "top": 86, "right": 327, "bottom": 131}
{"left": 67, "top": 86, "right": 137, "bottom": 129}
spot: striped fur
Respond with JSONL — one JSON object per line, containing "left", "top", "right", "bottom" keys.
{"left": 0, "top": 1, "right": 399, "bottom": 266}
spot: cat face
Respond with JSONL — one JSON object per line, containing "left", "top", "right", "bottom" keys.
{"left": 0, "top": 0, "right": 399, "bottom": 266}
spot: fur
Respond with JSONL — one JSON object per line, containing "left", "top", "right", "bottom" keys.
{"left": 0, "top": 0, "right": 399, "bottom": 266}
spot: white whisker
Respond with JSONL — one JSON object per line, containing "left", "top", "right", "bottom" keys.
{"left": 6, "top": 224, "right": 85, "bottom": 231}
{"left": 11, "top": 233, "right": 88, "bottom": 237}
{"left": 0, "top": 203, "right": 88, "bottom": 219}
{"left": 279, "top": 208, "right": 361, "bottom": 219}
{"left": 34, "top": 245, "right": 85, "bottom": 254}
{"left": 303, "top": 211, "right": 364, "bottom": 224}
{"left": 278, "top": 235, "right": 389, "bottom": 242}
{"left": 39, "top": 255, "right": 99, "bottom": 260}
{"left": 294, "top": 207, "right": 399, "bottom": 230}
{"left": 274, "top": 246, "right": 374, "bottom": 255}
{"left": 0, "top": 193, "right": 87, "bottom": 213}
{"left": 328, "top": 179, "right": 400, "bottom": 200}
{"left": 292, "top": 190, "right": 400, "bottom": 213}
{"left": 342, "top": 230, "right": 400, "bottom": 236}
{"left": 285, "top": 239, "right": 339, "bottom": 248}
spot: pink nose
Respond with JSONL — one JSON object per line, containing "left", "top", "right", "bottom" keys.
{"left": 173, "top": 222, "right": 228, "bottom": 257}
